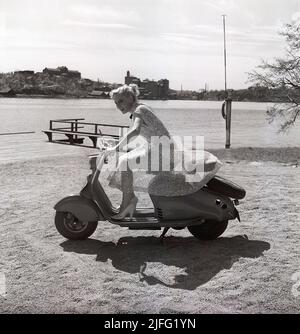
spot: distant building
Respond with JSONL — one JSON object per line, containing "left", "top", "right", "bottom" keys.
{"left": 140, "top": 79, "right": 159, "bottom": 99}
{"left": 125, "top": 71, "right": 141, "bottom": 86}
{"left": 43, "top": 66, "right": 81, "bottom": 79}
{"left": 43, "top": 68, "right": 61, "bottom": 76}
{"left": 14, "top": 70, "right": 35, "bottom": 76}
{"left": 88, "top": 90, "right": 109, "bottom": 98}
{"left": 57, "top": 66, "right": 68, "bottom": 73}
{"left": 158, "top": 79, "right": 169, "bottom": 99}
{"left": 124, "top": 71, "right": 170, "bottom": 99}
{"left": 0, "top": 87, "right": 16, "bottom": 97}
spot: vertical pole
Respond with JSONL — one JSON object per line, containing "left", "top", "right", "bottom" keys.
{"left": 120, "top": 127, "right": 124, "bottom": 138}
{"left": 222, "top": 14, "right": 232, "bottom": 149}
{"left": 222, "top": 14, "right": 227, "bottom": 93}
{"left": 75, "top": 120, "right": 78, "bottom": 140}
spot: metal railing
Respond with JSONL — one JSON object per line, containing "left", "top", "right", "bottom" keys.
{"left": 49, "top": 118, "right": 129, "bottom": 137}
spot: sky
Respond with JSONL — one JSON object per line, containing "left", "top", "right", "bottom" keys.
{"left": 1, "top": 0, "right": 300, "bottom": 90}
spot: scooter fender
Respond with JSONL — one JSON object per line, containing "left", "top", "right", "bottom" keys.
{"left": 54, "top": 195, "right": 103, "bottom": 222}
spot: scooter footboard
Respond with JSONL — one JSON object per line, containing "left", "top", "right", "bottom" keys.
{"left": 54, "top": 195, "right": 103, "bottom": 222}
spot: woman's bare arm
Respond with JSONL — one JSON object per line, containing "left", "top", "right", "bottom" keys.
{"left": 114, "top": 116, "right": 143, "bottom": 151}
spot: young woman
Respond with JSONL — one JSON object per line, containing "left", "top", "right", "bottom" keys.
{"left": 106, "top": 84, "right": 173, "bottom": 220}
{"left": 105, "top": 84, "right": 222, "bottom": 220}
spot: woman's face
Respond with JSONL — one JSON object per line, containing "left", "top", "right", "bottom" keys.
{"left": 114, "top": 93, "right": 134, "bottom": 114}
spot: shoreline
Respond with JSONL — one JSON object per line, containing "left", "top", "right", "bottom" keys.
{"left": 210, "top": 147, "right": 300, "bottom": 164}
{"left": 0, "top": 146, "right": 299, "bottom": 166}
{"left": 0, "top": 95, "right": 283, "bottom": 103}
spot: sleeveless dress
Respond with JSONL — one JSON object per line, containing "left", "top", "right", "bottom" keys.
{"left": 107, "top": 104, "right": 222, "bottom": 196}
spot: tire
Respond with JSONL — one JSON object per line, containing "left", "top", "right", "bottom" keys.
{"left": 55, "top": 211, "right": 98, "bottom": 240}
{"left": 188, "top": 220, "right": 228, "bottom": 240}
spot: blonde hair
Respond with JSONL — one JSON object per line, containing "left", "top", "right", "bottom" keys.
{"left": 110, "top": 84, "right": 140, "bottom": 102}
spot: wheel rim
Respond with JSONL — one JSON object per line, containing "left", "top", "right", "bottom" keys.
{"left": 63, "top": 212, "right": 88, "bottom": 233}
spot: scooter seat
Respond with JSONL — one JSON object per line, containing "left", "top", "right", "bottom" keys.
{"left": 206, "top": 176, "right": 246, "bottom": 200}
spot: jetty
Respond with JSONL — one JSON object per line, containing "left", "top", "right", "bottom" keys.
{"left": 42, "top": 118, "right": 129, "bottom": 148}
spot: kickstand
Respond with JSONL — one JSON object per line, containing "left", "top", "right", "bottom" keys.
{"left": 159, "top": 227, "right": 170, "bottom": 244}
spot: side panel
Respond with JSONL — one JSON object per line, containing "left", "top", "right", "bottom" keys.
{"left": 54, "top": 195, "right": 103, "bottom": 222}
{"left": 150, "top": 188, "right": 236, "bottom": 222}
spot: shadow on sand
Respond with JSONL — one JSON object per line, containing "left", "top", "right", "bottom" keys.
{"left": 61, "top": 235, "right": 270, "bottom": 290}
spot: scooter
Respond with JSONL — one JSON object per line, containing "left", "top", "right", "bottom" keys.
{"left": 54, "top": 149, "right": 246, "bottom": 242}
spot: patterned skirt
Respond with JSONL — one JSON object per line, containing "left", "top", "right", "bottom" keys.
{"left": 106, "top": 136, "right": 222, "bottom": 196}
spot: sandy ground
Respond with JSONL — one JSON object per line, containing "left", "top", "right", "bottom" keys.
{"left": 0, "top": 146, "right": 299, "bottom": 314}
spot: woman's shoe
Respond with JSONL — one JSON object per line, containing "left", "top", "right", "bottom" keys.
{"left": 112, "top": 196, "right": 138, "bottom": 221}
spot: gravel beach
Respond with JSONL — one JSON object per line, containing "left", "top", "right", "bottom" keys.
{"left": 0, "top": 146, "right": 299, "bottom": 313}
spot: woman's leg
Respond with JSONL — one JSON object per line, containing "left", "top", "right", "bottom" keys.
{"left": 116, "top": 154, "right": 136, "bottom": 210}
{"left": 119, "top": 169, "right": 135, "bottom": 210}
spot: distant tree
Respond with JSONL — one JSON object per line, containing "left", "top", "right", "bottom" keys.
{"left": 248, "top": 19, "right": 300, "bottom": 131}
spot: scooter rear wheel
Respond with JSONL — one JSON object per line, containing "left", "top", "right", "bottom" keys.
{"left": 55, "top": 212, "right": 98, "bottom": 240}
{"left": 188, "top": 220, "right": 228, "bottom": 240}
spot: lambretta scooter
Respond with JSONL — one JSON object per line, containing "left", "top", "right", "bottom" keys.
{"left": 54, "top": 144, "right": 246, "bottom": 242}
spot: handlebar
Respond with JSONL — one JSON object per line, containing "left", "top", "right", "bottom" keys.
{"left": 96, "top": 150, "right": 109, "bottom": 172}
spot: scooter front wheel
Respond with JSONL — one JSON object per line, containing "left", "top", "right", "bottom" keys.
{"left": 55, "top": 212, "right": 98, "bottom": 240}
{"left": 188, "top": 220, "right": 228, "bottom": 240}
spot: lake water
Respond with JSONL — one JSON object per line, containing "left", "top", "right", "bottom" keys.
{"left": 0, "top": 98, "right": 299, "bottom": 156}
